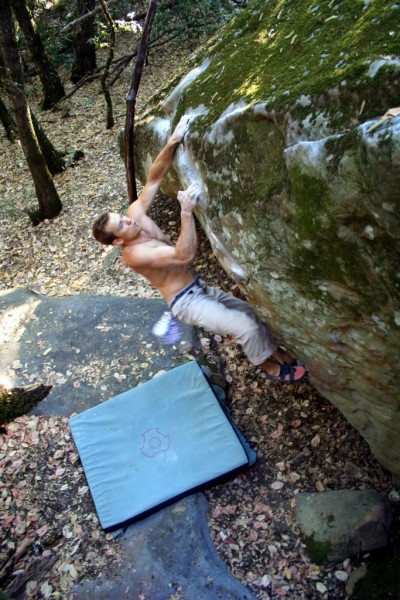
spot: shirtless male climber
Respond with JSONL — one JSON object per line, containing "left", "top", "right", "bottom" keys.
{"left": 92, "top": 115, "right": 307, "bottom": 383}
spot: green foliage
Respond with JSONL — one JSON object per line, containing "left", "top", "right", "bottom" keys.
{"left": 152, "top": 0, "right": 240, "bottom": 46}
{"left": 26, "top": 0, "right": 73, "bottom": 69}
{"left": 12, "top": 0, "right": 243, "bottom": 75}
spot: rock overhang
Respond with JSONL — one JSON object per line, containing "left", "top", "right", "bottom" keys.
{"left": 130, "top": 0, "right": 400, "bottom": 481}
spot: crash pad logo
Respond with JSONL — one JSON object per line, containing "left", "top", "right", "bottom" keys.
{"left": 141, "top": 428, "right": 171, "bottom": 458}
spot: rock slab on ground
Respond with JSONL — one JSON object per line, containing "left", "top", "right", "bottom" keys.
{"left": 0, "top": 287, "right": 194, "bottom": 415}
{"left": 73, "top": 494, "right": 255, "bottom": 600}
{"left": 0, "top": 287, "right": 255, "bottom": 599}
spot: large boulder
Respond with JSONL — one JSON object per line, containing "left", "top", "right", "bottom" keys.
{"left": 132, "top": 0, "right": 400, "bottom": 480}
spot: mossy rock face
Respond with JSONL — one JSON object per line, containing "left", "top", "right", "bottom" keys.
{"left": 351, "top": 547, "right": 400, "bottom": 600}
{"left": 133, "top": 0, "right": 400, "bottom": 480}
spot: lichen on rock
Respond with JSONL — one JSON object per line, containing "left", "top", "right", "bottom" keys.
{"left": 132, "top": 0, "right": 400, "bottom": 481}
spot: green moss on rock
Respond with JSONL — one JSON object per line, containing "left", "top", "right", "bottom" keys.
{"left": 352, "top": 547, "right": 400, "bottom": 600}
{"left": 304, "top": 533, "right": 333, "bottom": 563}
{"left": 140, "top": 0, "right": 400, "bottom": 131}
{"left": 132, "top": 0, "right": 400, "bottom": 484}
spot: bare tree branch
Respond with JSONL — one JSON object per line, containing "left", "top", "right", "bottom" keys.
{"left": 60, "top": 0, "right": 120, "bottom": 35}
{"left": 51, "top": 7, "right": 182, "bottom": 109}
{"left": 50, "top": 68, "right": 101, "bottom": 108}
{"left": 125, "top": 0, "right": 158, "bottom": 203}
{"left": 144, "top": 27, "right": 181, "bottom": 50}
{"left": 99, "top": 0, "right": 116, "bottom": 128}
{"left": 106, "top": 27, "right": 180, "bottom": 88}
{"left": 60, "top": 0, "right": 176, "bottom": 35}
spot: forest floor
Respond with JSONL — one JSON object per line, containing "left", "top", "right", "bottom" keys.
{"left": 0, "top": 31, "right": 396, "bottom": 600}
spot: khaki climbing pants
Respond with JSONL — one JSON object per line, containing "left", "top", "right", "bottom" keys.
{"left": 169, "top": 278, "right": 278, "bottom": 365}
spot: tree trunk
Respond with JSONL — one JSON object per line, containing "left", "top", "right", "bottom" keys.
{"left": 99, "top": 0, "right": 115, "bottom": 129}
{"left": 0, "top": 52, "right": 17, "bottom": 140}
{"left": 31, "top": 112, "right": 65, "bottom": 175}
{"left": 71, "top": 0, "right": 97, "bottom": 83}
{"left": 0, "top": 0, "right": 62, "bottom": 224}
{"left": 10, "top": 0, "right": 65, "bottom": 109}
{"left": 125, "top": 0, "right": 158, "bottom": 203}
{"left": 0, "top": 93, "right": 17, "bottom": 141}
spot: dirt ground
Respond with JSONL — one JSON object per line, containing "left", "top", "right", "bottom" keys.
{"left": 0, "top": 31, "right": 396, "bottom": 600}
